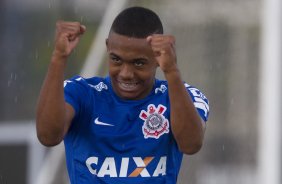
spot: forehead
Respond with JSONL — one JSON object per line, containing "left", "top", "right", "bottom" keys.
{"left": 107, "top": 32, "right": 152, "bottom": 54}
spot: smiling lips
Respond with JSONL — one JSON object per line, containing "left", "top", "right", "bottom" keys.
{"left": 117, "top": 80, "right": 140, "bottom": 92}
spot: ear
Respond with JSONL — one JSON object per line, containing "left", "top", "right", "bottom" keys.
{"left": 105, "top": 38, "right": 109, "bottom": 51}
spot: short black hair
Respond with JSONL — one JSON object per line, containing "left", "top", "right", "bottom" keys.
{"left": 110, "top": 6, "right": 163, "bottom": 38}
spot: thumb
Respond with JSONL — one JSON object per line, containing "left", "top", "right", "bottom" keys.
{"left": 69, "top": 36, "right": 81, "bottom": 51}
{"left": 80, "top": 25, "right": 86, "bottom": 34}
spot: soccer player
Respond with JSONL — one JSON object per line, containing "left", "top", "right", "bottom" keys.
{"left": 36, "top": 6, "right": 209, "bottom": 184}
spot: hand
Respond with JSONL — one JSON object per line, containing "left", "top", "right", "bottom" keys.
{"left": 147, "top": 34, "right": 178, "bottom": 74}
{"left": 53, "top": 21, "right": 86, "bottom": 58}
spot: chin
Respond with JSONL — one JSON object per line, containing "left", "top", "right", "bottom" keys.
{"left": 117, "top": 91, "right": 141, "bottom": 100}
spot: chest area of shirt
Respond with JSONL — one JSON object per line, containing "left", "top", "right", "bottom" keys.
{"left": 89, "top": 103, "right": 170, "bottom": 140}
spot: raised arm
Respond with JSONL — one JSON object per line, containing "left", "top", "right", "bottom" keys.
{"left": 36, "top": 21, "right": 86, "bottom": 146}
{"left": 147, "top": 35, "right": 206, "bottom": 154}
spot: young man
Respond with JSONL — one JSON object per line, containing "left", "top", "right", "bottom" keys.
{"left": 36, "top": 6, "right": 209, "bottom": 184}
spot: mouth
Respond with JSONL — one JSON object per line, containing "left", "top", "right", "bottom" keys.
{"left": 117, "top": 81, "right": 140, "bottom": 92}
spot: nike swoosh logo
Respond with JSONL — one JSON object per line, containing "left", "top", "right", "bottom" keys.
{"left": 94, "top": 118, "right": 114, "bottom": 126}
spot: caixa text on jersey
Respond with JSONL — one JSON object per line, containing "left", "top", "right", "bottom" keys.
{"left": 86, "top": 156, "right": 167, "bottom": 177}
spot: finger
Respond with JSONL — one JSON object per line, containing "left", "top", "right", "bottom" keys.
{"left": 146, "top": 36, "right": 153, "bottom": 43}
{"left": 57, "top": 31, "right": 76, "bottom": 42}
{"left": 62, "top": 23, "right": 85, "bottom": 35}
{"left": 60, "top": 26, "right": 81, "bottom": 36}
{"left": 70, "top": 25, "right": 86, "bottom": 40}
{"left": 150, "top": 47, "right": 164, "bottom": 57}
{"left": 150, "top": 38, "right": 175, "bottom": 48}
{"left": 60, "top": 27, "right": 85, "bottom": 41}
{"left": 57, "top": 21, "right": 85, "bottom": 35}
{"left": 149, "top": 35, "right": 175, "bottom": 45}
{"left": 151, "top": 43, "right": 173, "bottom": 54}
{"left": 68, "top": 36, "right": 81, "bottom": 50}
{"left": 68, "top": 34, "right": 76, "bottom": 42}
{"left": 153, "top": 50, "right": 166, "bottom": 57}
{"left": 80, "top": 25, "right": 86, "bottom": 34}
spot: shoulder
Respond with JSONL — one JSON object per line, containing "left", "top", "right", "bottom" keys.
{"left": 154, "top": 79, "right": 169, "bottom": 95}
{"left": 155, "top": 79, "right": 210, "bottom": 121}
{"left": 184, "top": 83, "right": 208, "bottom": 101}
{"left": 154, "top": 79, "right": 208, "bottom": 100}
{"left": 64, "top": 75, "right": 107, "bottom": 89}
{"left": 153, "top": 79, "right": 208, "bottom": 99}
{"left": 64, "top": 75, "right": 87, "bottom": 87}
{"left": 184, "top": 82, "right": 209, "bottom": 121}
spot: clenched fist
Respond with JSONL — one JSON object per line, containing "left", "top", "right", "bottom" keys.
{"left": 147, "top": 34, "right": 177, "bottom": 74}
{"left": 53, "top": 21, "right": 86, "bottom": 59}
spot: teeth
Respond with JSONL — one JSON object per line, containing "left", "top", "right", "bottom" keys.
{"left": 119, "top": 82, "right": 138, "bottom": 90}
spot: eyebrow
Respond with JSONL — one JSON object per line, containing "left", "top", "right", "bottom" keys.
{"left": 109, "top": 53, "right": 121, "bottom": 58}
{"left": 109, "top": 53, "right": 148, "bottom": 62}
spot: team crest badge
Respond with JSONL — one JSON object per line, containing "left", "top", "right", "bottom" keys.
{"left": 139, "top": 104, "right": 169, "bottom": 139}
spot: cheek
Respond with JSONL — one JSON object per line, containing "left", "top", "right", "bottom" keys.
{"left": 137, "top": 68, "right": 156, "bottom": 82}
{"left": 108, "top": 64, "right": 119, "bottom": 76}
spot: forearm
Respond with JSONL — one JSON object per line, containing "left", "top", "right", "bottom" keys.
{"left": 36, "top": 55, "right": 68, "bottom": 146}
{"left": 147, "top": 34, "right": 204, "bottom": 154}
{"left": 165, "top": 69, "right": 204, "bottom": 154}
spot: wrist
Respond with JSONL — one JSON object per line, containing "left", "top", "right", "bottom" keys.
{"left": 163, "top": 68, "right": 182, "bottom": 81}
{"left": 52, "top": 49, "right": 68, "bottom": 59}
{"left": 163, "top": 66, "right": 180, "bottom": 76}
{"left": 51, "top": 50, "right": 68, "bottom": 65}
{"left": 160, "top": 61, "right": 179, "bottom": 74}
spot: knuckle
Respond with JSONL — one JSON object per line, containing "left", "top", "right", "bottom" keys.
{"left": 168, "top": 35, "right": 175, "bottom": 41}
{"left": 73, "top": 22, "right": 81, "bottom": 28}
{"left": 168, "top": 36, "right": 175, "bottom": 45}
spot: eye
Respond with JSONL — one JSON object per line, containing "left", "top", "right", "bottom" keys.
{"left": 110, "top": 55, "right": 121, "bottom": 64}
{"left": 134, "top": 59, "right": 146, "bottom": 67}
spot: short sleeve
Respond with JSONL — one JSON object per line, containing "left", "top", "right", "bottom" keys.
{"left": 185, "top": 83, "right": 210, "bottom": 122}
{"left": 64, "top": 76, "right": 88, "bottom": 116}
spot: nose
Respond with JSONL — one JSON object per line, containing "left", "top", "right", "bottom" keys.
{"left": 119, "top": 64, "right": 134, "bottom": 79}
